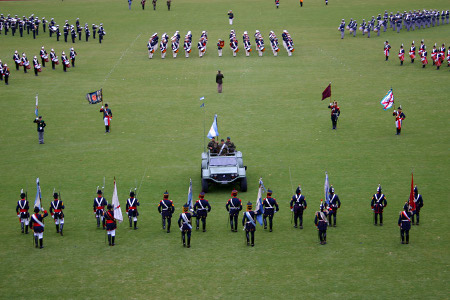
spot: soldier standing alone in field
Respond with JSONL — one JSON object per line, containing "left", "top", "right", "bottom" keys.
{"left": 33, "top": 116, "right": 46, "bottom": 144}
{"left": 371, "top": 185, "right": 387, "bottom": 226}
{"left": 393, "top": 106, "right": 405, "bottom": 135}
{"left": 100, "top": 103, "right": 112, "bottom": 133}
{"left": 328, "top": 101, "right": 340, "bottom": 130}
{"left": 216, "top": 70, "right": 224, "bottom": 93}
{"left": 228, "top": 10, "right": 234, "bottom": 25}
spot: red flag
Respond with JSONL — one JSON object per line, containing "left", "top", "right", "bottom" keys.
{"left": 408, "top": 173, "right": 416, "bottom": 211}
{"left": 322, "top": 84, "right": 331, "bottom": 100}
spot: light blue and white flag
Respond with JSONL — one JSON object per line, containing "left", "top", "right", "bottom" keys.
{"left": 380, "top": 89, "right": 394, "bottom": 110}
{"left": 255, "top": 178, "right": 265, "bottom": 226}
{"left": 324, "top": 172, "right": 330, "bottom": 205}
{"left": 187, "top": 178, "right": 193, "bottom": 211}
{"left": 207, "top": 114, "right": 219, "bottom": 139}
{"left": 35, "top": 94, "right": 39, "bottom": 117}
{"left": 34, "top": 178, "right": 42, "bottom": 209}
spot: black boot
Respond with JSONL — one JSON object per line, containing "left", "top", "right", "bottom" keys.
{"left": 134, "top": 221, "right": 138, "bottom": 230}
{"left": 263, "top": 218, "right": 267, "bottom": 229}
{"left": 319, "top": 232, "right": 323, "bottom": 244}
{"left": 182, "top": 233, "right": 186, "bottom": 247}
{"left": 35, "top": 236, "right": 39, "bottom": 248}
{"left": 230, "top": 220, "right": 234, "bottom": 232}
{"left": 56, "top": 224, "right": 59, "bottom": 233}
{"left": 187, "top": 237, "right": 191, "bottom": 248}
{"left": 25, "top": 225, "right": 28, "bottom": 234}
{"left": 112, "top": 236, "right": 115, "bottom": 246}
{"left": 97, "top": 217, "right": 100, "bottom": 228}
{"left": 269, "top": 219, "right": 273, "bottom": 232}
{"left": 406, "top": 232, "right": 409, "bottom": 244}
{"left": 202, "top": 219, "right": 206, "bottom": 232}
{"left": 162, "top": 218, "right": 166, "bottom": 230}
{"left": 102, "top": 219, "right": 106, "bottom": 229}
{"left": 60, "top": 224, "right": 63, "bottom": 236}
{"left": 401, "top": 231, "right": 404, "bottom": 244}
{"left": 251, "top": 232, "right": 254, "bottom": 247}
{"left": 21, "top": 223, "right": 24, "bottom": 233}
{"left": 129, "top": 217, "right": 132, "bottom": 227}
{"left": 246, "top": 232, "right": 250, "bottom": 246}
{"left": 39, "top": 238, "right": 44, "bottom": 249}
{"left": 167, "top": 219, "right": 171, "bottom": 233}
{"left": 196, "top": 218, "right": 199, "bottom": 230}
{"left": 108, "top": 234, "right": 111, "bottom": 246}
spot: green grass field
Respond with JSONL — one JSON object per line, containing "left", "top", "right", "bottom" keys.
{"left": 0, "top": 0, "right": 449, "bottom": 298}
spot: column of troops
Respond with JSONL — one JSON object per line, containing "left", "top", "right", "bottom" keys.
{"left": 0, "top": 14, "right": 105, "bottom": 43}
{"left": 14, "top": 182, "right": 424, "bottom": 248}
{"left": 147, "top": 30, "right": 294, "bottom": 59}
{"left": 384, "top": 40, "right": 450, "bottom": 70}
{"left": 338, "top": 9, "right": 449, "bottom": 39}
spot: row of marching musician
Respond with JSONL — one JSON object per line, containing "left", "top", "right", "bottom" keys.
{"left": 384, "top": 40, "right": 450, "bottom": 70}
{"left": 147, "top": 30, "right": 294, "bottom": 59}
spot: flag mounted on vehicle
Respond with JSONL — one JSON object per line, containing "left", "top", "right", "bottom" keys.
{"left": 322, "top": 83, "right": 331, "bottom": 100}
{"left": 86, "top": 88, "right": 103, "bottom": 104}
{"left": 380, "top": 89, "right": 394, "bottom": 110}
{"left": 207, "top": 114, "right": 219, "bottom": 139}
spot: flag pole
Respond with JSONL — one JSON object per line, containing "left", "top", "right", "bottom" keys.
{"left": 203, "top": 104, "right": 206, "bottom": 152}
{"left": 329, "top": 82, "right": 332, "bottom": 103}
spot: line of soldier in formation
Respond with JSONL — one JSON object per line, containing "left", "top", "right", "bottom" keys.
{"left": 384, "top": 40, "right": 450, "bottom": 70}
{"left": 15, "top": 183, "right": 424, "bottom": 248}
{"left": 147, "top": 30, "right": 294, "bottom": 59}
{"left": 338, "top": 9, "right": 450, "bottom": 39}
{"left": 0, "top": 47, "right": 77, "bottom": 85}
{"left": 0, "top": 13, "right": 105, "bottom": 43}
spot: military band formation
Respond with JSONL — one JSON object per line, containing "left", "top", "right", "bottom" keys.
{"left": 15, "top": 179, "right": 424, "bottom": 248}
{"left": 147, "top": 30, "right": 294, "bottom": 59}
{"left": 339, "top": 9, "right": 449, "bottom": 39}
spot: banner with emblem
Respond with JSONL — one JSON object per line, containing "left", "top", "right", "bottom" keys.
{"left": 380, "top": 88, "right": 394, "bottom": 110}
{"left": 86, "top": 88, "right": 103, "bottom": 104}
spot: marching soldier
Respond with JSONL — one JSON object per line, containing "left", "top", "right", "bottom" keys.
{"left": 42, "top": 17, "right": 46, "bottom": 33}
{"left": 40, "top": 46, "right": 48, "bottom": 68}
{"left": 98, "top": 24, "right": 105, "bottom": 44}
{"left": 243, "top": 31, "right": 251, "bottom": 57}
{"left": 327, "top": 101, "right": 340, "bottom": 130}
{"left": 84, "top": 23, "right": 90, "bottom": 42}
{"left": 63, "top": 23, "right": 68, "bottom": 42}
{"left": 198, "top": 36, "right": 207, "bottom": 58}
{"left": 3, "top": 64, "right": 9, "bottom": 85}
{"left": 226, "top": 190, "right": 242, "bottom": 232}
{"left": 420, "top": 48, "right": 428, "bottom": 68}
{"left": 32, "top": 56, "right": 41, "bottom": 76}
{"left": 217, "top": 39, "right": 224, "bottom": 57}
{"left": 21, "top": 53, "right": 30, "bottom": 73}
{"left": 104, "top": 204, "right": 117, "bottom": 246}
{"left": 61, "top": 51, "right": 69, "bottom": 72}
{"left": 126, "top": 191, "right": 140, "bottom": 229}
{"left": 193, "top": 192, "right": 211, "bottom": 231}
{"left": 263, "top": 189, "right": 279, "bottom": 232}
{"left": 33, "top": 116, "right": 46, "bottom": 144}
{"left": 49, "top": 192, "right": 65, "bottom": 236}
{"left": 242, "top": 202, "right": 256, "bottom": 246}
{"left": 255, "top": 30, "right": 265, "bottom": 57}
{"left": 184, "top": 32, "right": 192, "bottom": 58}
{"left": 269, "top": 31, "right": 279, "bottom": 56}
{"left": 147, "top": 33, "right": 159, "bottom": 59}
{"left": 160, "top": 35, "right": 168, "bottom": 59}
{"left": 70, "top": 25, "right": 76, "bottom": 43}
{"left": 93, "top": 189, "right": 108, "bottom": 229}
{"left": 412, "top": 186, "right": 424, "bottom": 225}
{"left": 49, "top": 18, "right": 55, "bottom": 37}
{"left": 141, "top": 0, "right": 146, "bottom": 10}
{"left": 19, "top": 19, "right": 24, "bottom": 37}
{"left": 371, "top": 185, "right": 387, "bottom": 226}
{"left": 77, "top": 24, "right": 82, "bottom": 41}
{"left": 398, "top": 203, "right": 412, "bottom": 244}
{"left": 393, "top": 105, "right": 405, "bottom": 135}
{"left": 158, "top": 191, "right": 175, "bottom": 233}
{"left": 327, "top": 186, "right": 341, "bottom": 227}
{"left": 166, "top": 0, "right": 171, "bottom": 11}
{"left": 13, "top": 51, "right": 20, "bottom": 70}
{"left": 282, "top": 30, "right": 294, "bottom": 56}
{"left": 50, "top": 49, "right": 58, "bottom": 70}
{"left": 228, "top": 10, "right": 234, "bottom": 25}
{"left": 100, "top": 103, "right": 112, "bottom": 133}
{"left": 30, "top": 206, "right": 48, "bottom": 249}
{"left": 178, "top": 204, "right": 193, "bottom": 247}
{"left": 207, "top": 137, "right": 218, "bottom": 153}
{"left": 290, "top": 186, "right": 307, "bottom": 229}
{"left": 225, "top": 137, "right": 235, "bottom": 154}
{"left": 409, "top": 41, "right": 416, "bottom": 63}
{"left": 314, "top": 200, "right": 328, "bottom": 245}
{"left": 70, "top": 48, "right": 77, "bottom": 67}
{"left": 16, "top": 192, "right": 30, "bottom": 234}
{"left": 229, "top": 30, "right": 239, "bottom": 57}
{"left": 152, "top": 0, "right": 157, "bottom": 10}
{"left": 92, "top": 24, "right": 98, "bottom": 39}
{"left": 55, "top": 25, "right": 61, "bottom": 42}
{"left": 338, "top": 19, "right": 345, "bottom": 39}
{"left": 398, "top": 44, "right": 405, "bottom": 66}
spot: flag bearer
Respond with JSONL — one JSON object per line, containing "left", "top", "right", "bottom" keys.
{"left": 412, "top": 186, "right": 424, "bottom": 225}
{"left": 290, "top": 186, "right": 307, "bottom": 229}
{"left": 314, "top": 200, "right": 328, "bottom": 245}
{"left": 100, "top": 103, "right": 112, "bottom": 133}
{"left": 49, "top": 192, "right": 65, "bottom": 236}
{"left": 327, "top": 186, "right": 341, "bottom": 227}
{"left": 126, "top": 190, "right": 140, "bottom": 229}
{"left": 242, "top": 202, "right": 256, "bottom": 246}
{"left": 263, "top": 189, "right": 279, "bottom": 232}
{"left": 16, "top": 192, "right": 30, "bottom": 234}
{"left": 398, "top": 203, "right": 412, "bottom": 244}
{"left": 371, "top": 185, "right": 387, "bottom": 225}
{"left": 226, "top": 190, "right": 242, "bottom": 232}
{"left": 193, "top": 192, "right": 211, "bottom": 231}
{"left": 178, "top": 204, "right": 193, "bottom": 248}
{"left": 393, "top": 105, "right": 405, "bottom": 135}
{"left": 328, "top": 101, "right": 340, "bottom": 130}
{"left": 30, "top": 206, "right": 48, "bottom": 249}
{"left": 158, "top": 191, "right": 175, "bottom": 233}
{"left": 104, "top": 204, "right": 117, "bottom": 246}
{"left": 93, "top": 190, "right": 108, "bottom": 229}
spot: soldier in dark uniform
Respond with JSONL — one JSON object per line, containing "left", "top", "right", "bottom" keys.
{"left": 327, "top": 186, "right": 341, "bottom": 227}
{"left": 328, "top": 101, "right": 340, "bottom": 129}
{"left": 40, "top": 47, "right": 48, "bottom": 68}
{"left": 49, "top": 192, "right": 65, "bottom": 236}
{"left": 70, "top": 26, "right": 76, "bottom": 43}
{"left": 13, "top": 51, "right": 20, "bottom": 70}
{"left": 225, "top": 137, "right": 235, "bottom": 154}
{"left": 33, "top": 116, "right": 46, "bottom": 144}
{"left": 30, "top": 206, "right": 48, "bottom": 248}
{"left": 100, "top": 103, "right": 112, "bottom": 133}
{"left": 92, "top": 24, "right": 98, "bottom": 39}
{"left": 126, "top": 191, "right": 140, "bottom": 229}
{"left": 412, "top": 185, "right": 423, "bottom": 225}
{"left": 228, "top": 10, "right": 234, "bottom": 25}
{"left": 61, "top": 51, "right": 69, "bottom": 72}
{"left": 104, "top": 204, "right": 117, "bottom": 246}
{"left": 63, "top": 24, "right": 69, "bottom": 42}
{"left": 70, "top": 48, "right": 77, "bottom": 67}
{"left": 226, "top": 189, "right": 242, "bottom": 232}
{"left": 218, "top": 139, "right": 228, "bottom": 156}
{"left": 49, "top": 18, "right": 55, "bottom": 37}
{"left": 178, "top": 204, "right": 193, "bottom": 247}
{"left": 393, "top": 106, "right": 405, "bottom": 135}
{"left": 93, "top": 190, "right": 108, "bottom": 229}
{"left": 98, "top": 24, "right": 105, "bottom": 44}
{"left": 50, "top": 49, "right": 58, "bottom": 70}
{"left": 262, "top": 189, "right": 279, "bottom": 232}
{"left": 16, "top": 192, "right": 30, "bottom": 233}
{"left": 290, "top": 186, "right": 307, "bottom": 229}
{"left": 193, "top": 192, "right": 211, "bottom": 232}
{"left": 55, "top": 25, "right": 61, "bottom": 42}
{"left": 34, "top": 17, "right": 40, "bottom": 35}
{"left": 371, "top": 185, "right": 387, "bottom": 226}
{"left": 3, "top": 64, "right": 10, "bottom": 85}
{"left": 77, "top": 24, "right": 82, "bottom": 40}
{"left": 314, "top": 200, "right": 329, "bottom": 245}
{"left": 242, "top": 202, "right": 256, "bottom": 246}
{"left": 21, "top": 53, "right": 30, "bottom": 73}
{"left": 207, "top": 137, "right": 218, "bottom": 153}
{"left": 19, "top": 19, "right": 24, "bottom": 37}
{"left": 84, "top": 23, "right": 90, "bottom": 42}
{"left": 141, "top": 0, "right": 146, "bottom": 10}
{"left": 216, "top": 70, "right": 224, "bottom": 93}
{"left": 42, "top": 17, "right": 46, "bottom": 33}
{"left": 158, "top": 191, "right": 175, "bottom": 233}
{"left": 152, "top": 0, "right": 157, "bottom": 10}
{"left": 398, "top": 203, "right": 412, "bottom": 244}
{"left": 32, "top": 56, "right": 41, "bottom": 76}
{"left": 167, "top": 0, "right": 171, "bottom": 11}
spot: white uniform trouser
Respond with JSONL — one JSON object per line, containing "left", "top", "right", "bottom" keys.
{"left": 199, "top": 50, "right": 203, "bottom": 57}
{"left": 173, "top": 51, "right": 177, "bottom": 58}
{"left": 34, "top": 232, "right": 43, "bottom": 239}
{"left": 185, "top": 51, "right": 189, "bottom": 58}
{"left": 21, "top": 218, "right": 29, "bottom": 225}
{"left": 229, "top": 19, "right": 233, "bottom": 25}
{"left": 288, "top": 50, "right": 292, "bottom": 56}
{"left": 161, "top": 52, "right": 166, "bottom": 59}
{"left": 233, "top": 50, "right": 237, "bottom": 57}
{"left": 258, "top": 50, "right": 263, "bottom": 56}
{"left": 107, "top": 229, "right": 116, "bottom": 237}
{"left": 245, "top": 50, "right": 250, "bottom": 56}
{"left": 54, "top": 218, "right": 64, "bottom": 225}
{"left": 148, "top": 50, "right": 153, "bottom": 58}
{"left": 218, "top": 49, "right": 222, "bottom": 57}
{"left": 273, "top": 49, "right": 278, "bottom": 56}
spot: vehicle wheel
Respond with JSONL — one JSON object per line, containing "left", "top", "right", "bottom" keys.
{"left": 201, "top": 179, "right": 209, "bottom": 193}
{"left": 240, "top": 177, "right": 248, "bottom": 192}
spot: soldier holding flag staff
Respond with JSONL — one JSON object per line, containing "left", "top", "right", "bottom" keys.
{"left": 158, "top": 191, "right": 175, "bottom": 233}
{"left": 104, "top": 204, "right": 117, "bottom": 246}
{"left": 49, "top": 192, "right": 65, "bottom": 236}
{"left": 314, "top": 200, "right": 328, "bottom": 245}
{"left": 242, "top": 202, "right": 256, "bottom": 247}
{"left": 290, "top": 186, "right": 307, "bottom": 229}
{"left": 30, "top": 207, "right": 48, "bottom": 249}
{"left": 412, "top": 186, "right": 423, "bottom": 225}
{"left": 393, "top": 105, "right": 405, "bottom": 135}
{"left": 100, "top": 103, "right": 112, "bottom": 133}
{"left": 328, "top": 101, "right": 340, "bottom": 130}
{"left": 126, "top": 190, "right": 140, "bottom": 230}
{"left": 327, "top": 186, "right": 341, "bottom": 227}
{"left": 178, "top": 204, "right": 193, "bottom": 248}
{"left": 193, "top": 192, "right": 211, "bottom": 232}
{"left": 371, "top": 185, "right": 387, "bottom": 226}
{"left": 16, "top": 191, "right": 30, "bottom": 234}
{"left": 226, "top": 190, "right": 242, "bottom": 232}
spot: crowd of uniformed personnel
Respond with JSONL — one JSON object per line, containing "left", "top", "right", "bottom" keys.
{"left": 392, "top": 40, "right": 450, "bottom": 70}
{"left": 207, "top": 136, "right": 236, "bottom": 155}
{"left": 15, "top": 182, "right": 424, "bottom": 248}
{"left": 339, "top": 9, "right": 449, "bottom": 39}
